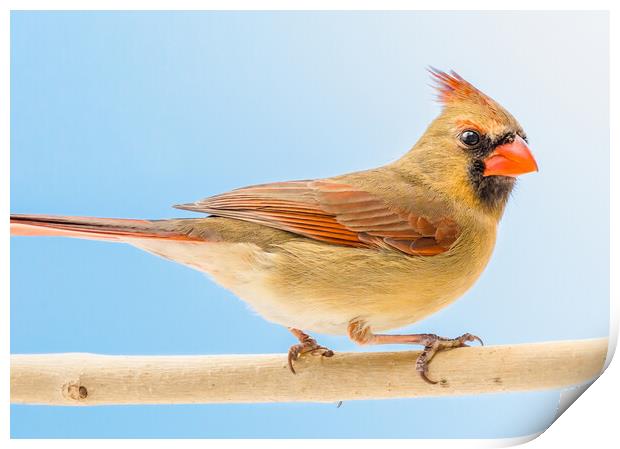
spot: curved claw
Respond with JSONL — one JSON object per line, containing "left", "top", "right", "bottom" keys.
{"left": 460, "top": 333, "right": 484, "bottom": 347}
{"left": 287, "top": 347, "right": 301, "bottom": 374}
{"left": 287, "top": 340, "right": 334, "bottom": 375}
{"left": 312, "top": 348, "right": 334, "bottom": 357}
{"left": 287, "top": 356, "right": 297, "bottom": 375}
{"left": 415, "top": 345, "right": 438, "bottom": 384}
{"left": 420, "top": 370, "right": 439, "bottom": 385}
{"left": 413, "top": 332, "right": 485, "bottom": 384}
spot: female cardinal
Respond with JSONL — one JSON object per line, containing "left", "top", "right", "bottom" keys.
{"left": 11, "top": 69, "right": 538, "bottom": 383}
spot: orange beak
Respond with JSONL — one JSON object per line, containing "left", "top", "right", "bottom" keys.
{"left": 483, "top": 135, "right": 538, "bottom": 177}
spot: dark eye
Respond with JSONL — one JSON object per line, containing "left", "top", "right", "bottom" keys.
{"left": 460, "top": 130, "right": 480, "bottom": 146}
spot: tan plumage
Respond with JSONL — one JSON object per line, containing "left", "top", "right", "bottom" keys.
{"left": 10, "top": 70, "right": 538, "bottom": 380}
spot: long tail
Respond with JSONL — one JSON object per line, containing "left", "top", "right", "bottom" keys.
{"left": 10, "top": 214, "right": 202, "bottom": 242}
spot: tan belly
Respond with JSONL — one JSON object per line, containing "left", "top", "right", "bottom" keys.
{"left": 257, "top": 236, "right": 495, "bottom": 334}
{"left": 128, "top": 227, "right": 495, "bottom": 335}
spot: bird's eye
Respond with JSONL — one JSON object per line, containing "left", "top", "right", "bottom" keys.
{"left": 460, "top": 130, "right": 480, "bottom": 147}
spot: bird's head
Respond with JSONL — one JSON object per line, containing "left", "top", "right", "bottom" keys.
{"left": 396, "top": 69, "right": 538, "bottom": 220}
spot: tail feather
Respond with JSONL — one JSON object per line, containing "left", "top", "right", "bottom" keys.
{"left": 10, "top": 214, "right": 202, "bottom": 242}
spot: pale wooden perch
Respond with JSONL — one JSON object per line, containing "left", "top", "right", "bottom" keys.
{"left": 11, "top": 338, "right": 607, "bottom": 405}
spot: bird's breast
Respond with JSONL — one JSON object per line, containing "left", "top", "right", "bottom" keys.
{"left": 253, "top": 225, "right": 497, "bottom": 334}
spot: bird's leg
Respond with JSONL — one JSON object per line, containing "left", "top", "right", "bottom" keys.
{"left": 347, "top": 320, "right": 483, "bottom": 384}
{"left": 287, "top": 328, "right": 334, "bottom": 374}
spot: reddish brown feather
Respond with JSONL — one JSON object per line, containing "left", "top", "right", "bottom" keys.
{"left": 10, "top": 215, "right": 203, "bottom": 242}
{"left": 429, "top": 68, "right": 494, "bottom": 108}
{"left": 175, "top": 180, "right": 461, "bottom": 256}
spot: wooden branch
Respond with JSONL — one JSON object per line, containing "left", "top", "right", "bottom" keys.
{"left": 11, "top": 338, "right": 607, "bottom": 405}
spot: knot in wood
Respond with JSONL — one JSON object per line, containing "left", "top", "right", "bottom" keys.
{"left": 65, "top": 383, "right": 88, "bottom": 401}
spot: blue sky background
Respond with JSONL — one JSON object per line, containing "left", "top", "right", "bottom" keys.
{"left": 10, "top": 11, "right": 609, "bottom": 438}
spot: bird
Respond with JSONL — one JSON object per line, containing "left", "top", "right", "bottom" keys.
{"left": 10, "top": 69, "right": 538, "bottom": 384}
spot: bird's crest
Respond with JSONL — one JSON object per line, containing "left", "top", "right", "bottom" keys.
{"left": 429, "top": 68, "right": 494, "bottom": 108}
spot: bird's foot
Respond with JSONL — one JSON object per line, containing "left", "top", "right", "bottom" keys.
{"left": 287, "top": 328, "right": 334, "bottom": 374}
{"left": 416, "top": 333, "right": 483, "bottom": 384}
{"left": 347, "top": 321, "right": 483, "bottom": 385}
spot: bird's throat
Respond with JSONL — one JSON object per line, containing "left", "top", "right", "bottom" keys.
{"left": 469, "top": 161, "right": 515, "bottom": 214}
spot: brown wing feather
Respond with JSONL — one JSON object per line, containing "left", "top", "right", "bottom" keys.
{"left": 174, "top": 180, "right": 460, "bottom": 256}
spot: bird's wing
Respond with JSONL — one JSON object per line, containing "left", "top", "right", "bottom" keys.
{"left": 174, "top": 180, "right": 460, "bottom": 256}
